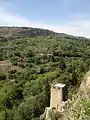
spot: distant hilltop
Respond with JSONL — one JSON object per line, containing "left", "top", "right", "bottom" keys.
{"left": 0, "top": 26, "right": 88, "bottom": 41}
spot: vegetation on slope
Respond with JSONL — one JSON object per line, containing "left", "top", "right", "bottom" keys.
{"left": 48, "top": 71, "right": 90, "bottom": 120}
{"left": 0, "top": 27, "right": 88, "bottom": 41}
{"left": 0, "top": 36, "right": 90, "bottom": 119}
{"left": 0, "top": 27, "right": 56, "bottom": 41}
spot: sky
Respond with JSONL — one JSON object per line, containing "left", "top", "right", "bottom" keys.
{"left": 0, "top": 0, "right": 90, "bottom": 37}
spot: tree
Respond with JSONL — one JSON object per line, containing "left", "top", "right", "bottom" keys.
{"left": 13, "top": 96, "right": 40, "bottom": 120}
{"left": 0, "top": 72, "right": 6, "bottom": 80}
{"left": 58, "top": 57, "right": 66, "bottom": 70}
{"left": 44, "top": 79, "right": 50, "bottom": 107}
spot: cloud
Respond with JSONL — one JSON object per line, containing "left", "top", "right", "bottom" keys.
{"left": 0, "top": 6, "right": 90, "bottom": 38}
{"left": 53, "top": 19, "right": 90, "bottom": 38}
{"left": 0, "top": 6, "right": 46, "bottom": 28}
{"left": 49, "top": 14, "right": 90, "bottom": 38}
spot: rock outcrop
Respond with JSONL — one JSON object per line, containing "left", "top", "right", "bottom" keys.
{"left": 41, "top": 71, "right": 90, "bottom": 120}
{"left": 0, "top": 27, "right": 88, "bottom": 41}
{"left": 0, "top": 27, "right": 56, "bottom": 40}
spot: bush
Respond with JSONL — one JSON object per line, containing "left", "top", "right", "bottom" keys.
{"left": 13, "top": 96, "right": 39, "bottom": 120}
{"left": 0, "top": 72, "right": 6, "bottom": 80}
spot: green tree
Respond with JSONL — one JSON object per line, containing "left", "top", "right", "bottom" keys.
{"left": 44, "top": 79, "right": 50, "bottom": 107}
{"left": 13, "top": 96, "right": 39, "bottom": 120}
{"left": 58, "top": 57, "right": 66, "bottom": 70}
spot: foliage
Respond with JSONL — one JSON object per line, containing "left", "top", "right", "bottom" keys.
{"left": 0, "top": 36, "right": 90, "bottom": 119}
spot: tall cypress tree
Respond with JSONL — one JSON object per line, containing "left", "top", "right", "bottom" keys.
{"left": 44, "top": 79, "right": 50, "bottom": 107}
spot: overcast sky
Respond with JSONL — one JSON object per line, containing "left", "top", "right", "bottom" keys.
{"left": 0, "top": 0, "right": 90, "bottom": 37}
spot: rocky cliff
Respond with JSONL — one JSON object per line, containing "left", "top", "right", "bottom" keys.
{"left": 0, "top": 27, "right": 56, "bottom": 40}
{"left": 0, "top": 27, "right": 88, "bottom": 41}
{"left": 41, "top": 71, "right": 90, "bottom": 120}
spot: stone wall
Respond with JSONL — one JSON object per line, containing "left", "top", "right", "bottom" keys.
{"left": 50, "top": 85, "right": 62, "bottom": 109}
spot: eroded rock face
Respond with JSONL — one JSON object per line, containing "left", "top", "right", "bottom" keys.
{"left": 41, "top": 71, "right": 90, "bottom": 120}
{"left": 40, "top": 107, "right": 52, "bottom": 120}
{"left": 0, "top": 27, "right": 56, "bottom": 40}
{"left": 40, "top": 106, "right": 65, "bottom": 120}
{"left": 0, "top": 60, "right": 12, "bottom": 71}
{"left": 0, "top": 36, "right": 7, "bottom": 41}
{"left": 86, "top": 75, "right": 90, "bottom": 88}
{"left": 79, "top": 71, "right": 90, "bottom": 99}
{"left": 0, "top": 60, "right": 20, "bottom": 71}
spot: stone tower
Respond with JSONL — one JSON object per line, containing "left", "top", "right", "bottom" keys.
{"left": 50, "top": 83, "right": 67, "bottom": 109}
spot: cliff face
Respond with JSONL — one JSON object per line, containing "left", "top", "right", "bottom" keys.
{"left": 60, "top": 71, "right": 90, "bottom": 120}
{"left": 0, "top": 27, "right": 88, "bottom": 41}
{"left": 42, "top": 71, "right": 90, "bottom": 120}
{"left": 0, "top": 27, "right": 56, "bottom": 40}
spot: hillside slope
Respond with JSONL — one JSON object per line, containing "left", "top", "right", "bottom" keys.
{"left": 0, "top": 36, "right": 90, "bottom": 120}
{"left": 61, "top": 71, "right": 90, "bottom": 120}
{"left": 0, "top": 27, "right": 56, "bottom": 40}
{"left": 0, "top": 27, "right": 88, "bottom": 41}
{"left": 43, "top": 71, "right": 90, "bottom": 120}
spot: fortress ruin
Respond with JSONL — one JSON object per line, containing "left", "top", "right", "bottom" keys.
{"left": 50, "top": 83, "right": 67, "bottom": 110}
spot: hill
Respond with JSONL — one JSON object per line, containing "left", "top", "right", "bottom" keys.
{"left": 0, "top": 27, "right": 88, "bottom": 41}
{"left": 0, "top": 27, "right": 56, "bottom": 40}
{"left": 0, "top": 34, "right": 90, "bottom": 119}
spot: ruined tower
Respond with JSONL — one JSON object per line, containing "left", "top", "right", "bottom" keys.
{"left": 50, "top": 83, "right": 67, "bottom": 109}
